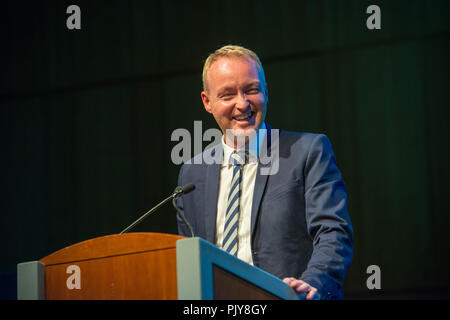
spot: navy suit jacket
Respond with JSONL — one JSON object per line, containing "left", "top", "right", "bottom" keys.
{"left": 176, "top": 125, "right": 353, "bottom": 299}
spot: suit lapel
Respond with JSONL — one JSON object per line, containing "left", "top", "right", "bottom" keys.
{"left": 204, "top": 144, "right": 222, "bottom": 244}
{"left": 250, "top": 125, "right": 272, "bottom": 238}
{"left": 250, "top": 168, "right": 269, "bottom": 238}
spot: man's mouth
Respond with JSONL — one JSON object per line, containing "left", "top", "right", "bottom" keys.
{"left": 233, "top": 111, "right": 254, "bottom": 122}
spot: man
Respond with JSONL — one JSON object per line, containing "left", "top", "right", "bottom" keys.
{"left": 176, "top": 45, "right": 353, "bottom": 300}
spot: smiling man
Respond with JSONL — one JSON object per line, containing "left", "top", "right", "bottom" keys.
{"left": 200, "top": 47, "right": 267, "bottom": 148}
{"left": 176, "top": 45, "right": 353, "bottom": 300}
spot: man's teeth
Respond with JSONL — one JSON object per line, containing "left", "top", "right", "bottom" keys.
{"left": 235, "top": 113, "right": 252, "bottom": 120}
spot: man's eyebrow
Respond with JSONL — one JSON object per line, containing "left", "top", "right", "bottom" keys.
{"left": 245, "top": 80, "right": 262, "bottom": 87}
{"left": 216, "top": 85, "right": 237, "bottom": 93}
{"left": 216, "top": 86, "right": 234, "bottom": 94}
{"left": 216, "top": 81, "right": 262, "bottom": 94}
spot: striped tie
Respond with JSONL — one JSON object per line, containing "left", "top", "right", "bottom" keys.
{"left": 222, "top": 151, "right": 244, "bottom": 256}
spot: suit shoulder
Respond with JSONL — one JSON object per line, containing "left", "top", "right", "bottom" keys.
{"left": 279, "top": 130, "right": 330, "bottom": 147}
{"left": 179, "top": 143, "right": 222, "bottom": 173}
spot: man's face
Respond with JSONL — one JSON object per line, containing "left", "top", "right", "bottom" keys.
{"left": 201, "top": 56, "right": 268, "bottom": 147}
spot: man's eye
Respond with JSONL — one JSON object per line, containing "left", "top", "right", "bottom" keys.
{"left": 246, "top": 88, "right": 260, "bottom": 94}
{"left": 220, "top": 93, "right": 234, "bottom": 99}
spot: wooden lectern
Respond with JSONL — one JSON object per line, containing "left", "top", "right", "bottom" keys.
{"left": 17, "top": 232, "right": 299, "bottom": 300}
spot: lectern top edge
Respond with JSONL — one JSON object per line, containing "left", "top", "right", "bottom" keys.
{"left": 40, "top": 232, "right": 186, "bottom": 266}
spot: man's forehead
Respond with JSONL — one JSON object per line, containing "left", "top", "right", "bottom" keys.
{"left": 210, "top": 55, "right": 258, "bottom": 72}
{"left": 208, "top": 56, "right": 262, "bottom": 85}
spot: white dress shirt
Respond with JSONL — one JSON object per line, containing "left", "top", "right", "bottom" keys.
{"left": 215, "top": 123, "right": 267, "bottom": 265}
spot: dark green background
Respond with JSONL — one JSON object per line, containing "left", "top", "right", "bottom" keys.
{"left": 1, "top": 0, "right": 449, "bottom": 299}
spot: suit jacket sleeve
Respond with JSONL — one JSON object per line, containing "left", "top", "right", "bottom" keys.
{"left": 299, "top": 134, "right": 353, "bottom": 300}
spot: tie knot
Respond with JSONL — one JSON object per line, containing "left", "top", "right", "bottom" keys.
{"left": 230, "top": 151, "right": 248, "bottom": 166}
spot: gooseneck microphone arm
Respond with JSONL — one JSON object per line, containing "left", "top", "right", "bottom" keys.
{"left": 172, "top": 197, "right": 195, "bottom": 238}
{"left": 119, "top": 183, "right": 195, "bottom": 234}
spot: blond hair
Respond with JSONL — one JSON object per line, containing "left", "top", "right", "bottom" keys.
{"left": 202, "top": 45, "right": 267, "bottom": 91}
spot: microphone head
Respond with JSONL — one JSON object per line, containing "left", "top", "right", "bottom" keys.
{"left": 180, "top": 183, "right": 195, "bottom": 194}
{"left": 174, "top": 183, "right": 195, "bottom": 197}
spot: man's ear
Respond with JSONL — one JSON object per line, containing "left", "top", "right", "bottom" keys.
{"left": 201, "top": 91, "right": 212, "bottom": 113}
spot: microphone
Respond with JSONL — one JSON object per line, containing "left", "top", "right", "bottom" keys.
{"left": 119, "top": 183, "right": 195, "bottom": 234}
{"left": 173, "top": 183, "right": 195, "bottom": 197}
{"left": 172, "top": 185, "right": 195, "bottom": 238}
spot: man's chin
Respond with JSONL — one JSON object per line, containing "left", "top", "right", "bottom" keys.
{"left": 233, "top": 121, "right": 263, "bottom": 132}
{"left": 228, "top": 126, "right": 259, "bottom": 135}
{"left": 224, "top": 126, "right": 259, "bottom": 148}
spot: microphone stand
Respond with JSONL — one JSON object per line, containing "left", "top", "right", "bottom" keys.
{"left": 172, "top": 197, "right": 195, "bottom": 237}
{"left": 120, "top": 192, "right": 178, "bottom": 234}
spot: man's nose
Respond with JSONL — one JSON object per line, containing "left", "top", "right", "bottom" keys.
{"left": 235, "top": 92, "right": 250, "bottom": 110}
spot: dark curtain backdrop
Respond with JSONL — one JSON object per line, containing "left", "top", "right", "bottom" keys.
{"left": 1, "top": 0, "right": 449, "bottom": 299}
